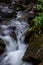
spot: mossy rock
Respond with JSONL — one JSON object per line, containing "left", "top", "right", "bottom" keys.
{"left": 23, "top": 34, "right": 43, "bottom": 65}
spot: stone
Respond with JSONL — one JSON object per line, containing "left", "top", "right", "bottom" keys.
{"left": 0, "top": 11, "right": 17, "bottom": 18}
{"left": 10, "top": 31, "right": 17, "bottom": 40}
{"left": 0, "top": 38, "right": 6, "bottom": 55}
{"left": 23, "top": 34, "right": 43, "bottom": 65}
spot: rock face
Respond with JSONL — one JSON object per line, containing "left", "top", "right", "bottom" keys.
{"left": 0, "top": 38, "right": 6, "bottom": 55}
{"left": 23, "top": 34, "right": 43, "bottom": 65}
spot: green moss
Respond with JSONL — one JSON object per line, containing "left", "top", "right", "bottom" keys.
{"left": 23, "top": 34, "right": 43, "bottom": 62}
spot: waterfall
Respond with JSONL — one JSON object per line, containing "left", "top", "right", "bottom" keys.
{"left": 0, "top": 8, "right": 32, "bottom": 65}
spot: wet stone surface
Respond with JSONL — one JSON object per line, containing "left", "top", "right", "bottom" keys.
{"left": 0, "top": 38, "right": 6, "bottom": 55}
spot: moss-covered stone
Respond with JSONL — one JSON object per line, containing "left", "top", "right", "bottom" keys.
{"left": 23, "top": 34, "right": 43, "bottom": 65}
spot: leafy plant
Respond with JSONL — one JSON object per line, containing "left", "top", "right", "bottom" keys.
{"left": 34, "top": 4, "right": 43, "bottom": 10}
{"left": 29, "top": 13, "right": 43, "bottom": 35}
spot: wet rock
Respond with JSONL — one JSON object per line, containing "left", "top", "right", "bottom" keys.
{"left": 10, "top": 31, "right": 17, "bottom": 40}
{"left": 0, "top": 19, "right": 9, "bottom": 25}
{"left": 0, "top": 38, "right": 6, "bottom": 55}
{"left": 23, "top": 34, "right": 43, "bottom": 65}
{"left": 17, "top": 11, "right": 35, "bottom": 21}
{"left": 17, "top": 3, "right": 35, "bottom": 21}
{"left": 8, "top": 26, "right": 16, "bottom": 30}
{"left": 0, "top": 5, "right": 17, "bottom": 18}
{"left": 9, "top": 4, "right": 17, "bottom": 10}
{"left": 0, "top": 11, "right": 17, "bottom": 18}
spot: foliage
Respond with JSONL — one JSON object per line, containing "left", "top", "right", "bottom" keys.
{"left": 38, "top": 0, "right": 43, "bottom": 4}
{"left": 33, "top": 13, "right": 43, "bottom": 27}
{"left": 29, "top": 13, "right": 43, "bottom": 36}
{"left": 34, "top": 4, "right": 43, "bottom": 10}
{"left": 33, "top": 0, "right": 43, "bottom": 10}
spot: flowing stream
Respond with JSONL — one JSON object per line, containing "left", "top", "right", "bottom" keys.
{"left": 0, "top": 3, "right": 32, "bottom": 65}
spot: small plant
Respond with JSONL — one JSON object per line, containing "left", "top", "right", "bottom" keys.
{"left": 33, "top": 0, "right": 43, "bottom": 10}
{"left": 33, "top": 13, "right": 43, "bottom": 27}
{"left": 29, "top": 13, "right": 43, "bottom": 36}
{"left": 34, "top": 4, "right": 43, "bottom": 10}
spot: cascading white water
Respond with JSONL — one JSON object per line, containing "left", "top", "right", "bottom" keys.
{"left": 0, "top": 11, "right": 32, "bottom": 65}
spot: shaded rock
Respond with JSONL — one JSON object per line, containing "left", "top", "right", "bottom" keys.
{"left": 8, "top": 26, "right": 16, "bottom": 30}
{"left": 39, "top": 61, "right": 43, "bottom": 65}
{"left": 0, "top": 19, "right": 10, "bottom": 25}
{"left": 0, "top": 11, "right": 17, "bottom": 18}
{"left": 10, "top": 31, "right": 17, "bottom": 40}
{"left": 23, "top": 34, "right": 43, "bottom": 65}
{"left": 0, "top": 0, "right": 12, "bottom": 3}
{"left": 24, "top": 31, "right": 33, "bottom": 43}
{"left": 15, "top": 0, "right": 38, "bottom": 4}
{"left": 27, "top": 57, "right": 41, "bottom": 65}
{"left": 0, "top": 38, "right": 6, "bottom": 55}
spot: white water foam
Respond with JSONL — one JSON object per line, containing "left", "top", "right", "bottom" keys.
{"left": 0, "top": 12, "right": 32, "bottom": 65}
